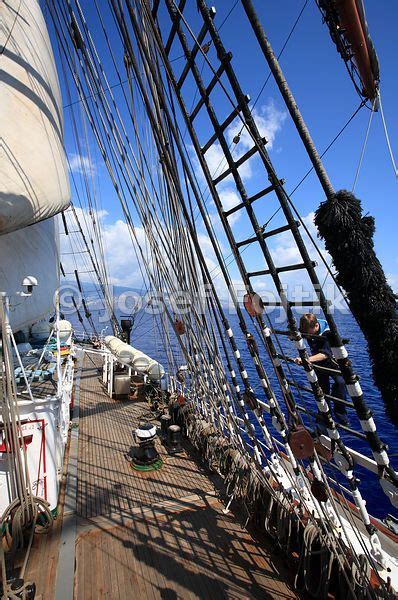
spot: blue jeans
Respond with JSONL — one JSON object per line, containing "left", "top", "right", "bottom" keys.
{"left": 314, "top": 359, "right": 347, "bottom": 415}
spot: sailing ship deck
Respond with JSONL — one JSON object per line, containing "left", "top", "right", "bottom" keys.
{"left": 22, "top": 351, "right": 299, "bottom": 599}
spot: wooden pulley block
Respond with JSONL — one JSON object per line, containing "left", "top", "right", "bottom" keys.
{"left": 175, "top": 319, "right": 186, "bottom": 335}
{"left": 313, "top": 439, "right": 332, "bottom": 462}
{"left": 311, "top": 479, "right": 329, "bottom": 503}
{"left": 288, "top": 426, "right": 314, "bottom": 460}
{"left": 243, "top": 292, "right": 264, "bottom": 317}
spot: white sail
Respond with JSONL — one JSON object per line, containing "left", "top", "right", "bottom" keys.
{"left": 0, "top": 0, "right": 70, "bottom": 235}
{"left": 0, "top": 217, "right": 59, "bottom": 331}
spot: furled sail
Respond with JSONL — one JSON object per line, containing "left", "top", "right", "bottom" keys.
{"left": 0, "top": 0, "right": 70, "bottom": 235}
{"left": 0, "top": 217, "right": 59, "bottom": 331}
{"left": 104, "top": 336, "right": 165, "bottom": 380}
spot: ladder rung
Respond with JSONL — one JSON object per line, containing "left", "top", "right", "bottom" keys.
{"left": 189, "top": 54, "right": 232, "bottom": 122}
{"left": 273, "top": 328, "right": 350, "bottom": 345}
{"left": 247, "top": 179, "right": 285, "bottom": 204}
{"left": 224, "top": 180, "right": 283, "bottom": 218}
{"left": 296, "top": 300, "right": 321, "bottom": 307}
{"left": 278, "top": 355, "right": 341, "bottom": 375}
{"left": 261, "top": 300, "right": 320, "bottom": 307}
{"left": 287, "top": 380, "right": 354, "bottom": 410}
{"left": 236, "top": 221, "right": 300, "bottom": 248}
{"left": 248, "top": 261, "right": 316, "bottom": 278}
{"left": 164, "top": 0, "right": 186, "bottom": 56}
{"left": 213, "top": 139, "right": 265, "bottom": 186}
{"left": 202, "top": 99, "right": 249, "bottom": 154}
{"left": 177, "top": 9, "right": 216, "bottom": 89}
{"left": 64, "top": 270, "right": 95, "bottom": 275}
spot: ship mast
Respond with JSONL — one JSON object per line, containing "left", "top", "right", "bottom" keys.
{"left": 241, "top": 0, "right": 335, "bottom": 201}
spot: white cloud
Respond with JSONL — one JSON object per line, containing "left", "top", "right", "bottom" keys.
{"left": 264, "top": 211, "right": 341, "bottom": 303}
{"left": 218, "top": 189, "right": 242, "bottom": 226}
{"left": 68, "top": 153, "right": 96, "bottom": 176}
{"left": 197, "top": 232, "right": 224, "bottom": 273}
{"left": 203, "top": 142, "right": 228, "bottom": 180}
{"left": 227, "top": 99, "right": 287, "bottom": 152}
{"left": 59, "top": 208, "right": 148, "bottom": 288}
{"left": 270, "top": 212, "right": 325, "bottom": 265}
{"left": 193, "top": 99, "right": 287, "bottom": 192}
{"left": 59, "top": 208, "right": 229, "bottom": 296}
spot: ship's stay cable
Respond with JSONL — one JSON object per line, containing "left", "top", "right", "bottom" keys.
{"left": 378, "top": 89, "right": 398, "bottom": 178}
{"left": 289, "top": 99, "right": 367, "bottom": 197}
{"left": 352, "top": 98, "right": 377, "bottom": 193}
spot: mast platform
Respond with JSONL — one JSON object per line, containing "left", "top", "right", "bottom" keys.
{"left": 21, "top": 351, "right": 298, "bottom": 599}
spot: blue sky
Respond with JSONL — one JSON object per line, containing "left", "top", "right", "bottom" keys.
{"left": 54, "top": 0, "right": 398, "bottom": 295}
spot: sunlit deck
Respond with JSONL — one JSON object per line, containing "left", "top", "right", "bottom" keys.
{"left": 22, "top": 351, "right": 298, "bottom": 599}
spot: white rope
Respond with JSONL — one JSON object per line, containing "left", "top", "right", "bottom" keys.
{"left": 378, "top": 88, "right": 398, "bottom": 178}
{"left": 352, "top": 97, "right": 377, "bottom": 192}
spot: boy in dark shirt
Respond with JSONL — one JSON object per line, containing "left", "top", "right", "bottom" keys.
{"left": 294, "top": 313, "right": 349, "bottom": 425}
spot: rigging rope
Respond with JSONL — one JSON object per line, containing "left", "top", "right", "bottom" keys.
{"left": 352, "top": 96, "right": 377, "bottom": 192}
{"left": 377, "top": 89, "right": 398, "bottom": 179}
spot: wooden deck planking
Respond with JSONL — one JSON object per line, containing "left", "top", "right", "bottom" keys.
{"left": 74, "top": 353, "right": 298, "bottom": 599}
{"left": 76, "top": 355, "right": 214, "bottom": 520}
{"left": 4, "top": 352, "right": 297, "bottom": 599}
{"left": 75, "top": 502, "right": 298, "bottom": 600}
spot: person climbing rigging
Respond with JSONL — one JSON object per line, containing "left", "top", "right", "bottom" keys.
{"left": 294, "top": 313, "right": 349, "bottom": 426}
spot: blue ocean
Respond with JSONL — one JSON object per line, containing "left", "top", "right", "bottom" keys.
{"left": 71, "top": 302, "right": 397, "bottom": 522}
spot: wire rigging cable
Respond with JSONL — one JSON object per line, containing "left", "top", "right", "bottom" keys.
{"left": 352, "top": 96, "right": 377, "bottom": 192}
{"left": 378, "top": 89, "right": 398, "bottom": 178}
